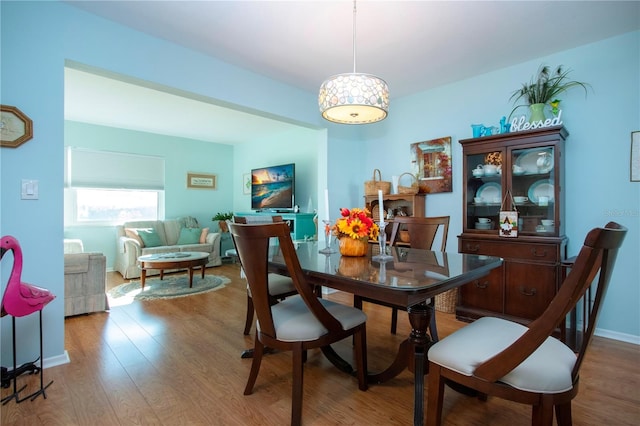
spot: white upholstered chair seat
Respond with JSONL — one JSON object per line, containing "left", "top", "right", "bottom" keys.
{"left": 428, "top": 317, "right": 577, "bottom": 393}
{"left": 246, "top": 273, "right": 295, "bottom": 297}
{"left": 259, "top": 295, "right": 367, "bottom": 342}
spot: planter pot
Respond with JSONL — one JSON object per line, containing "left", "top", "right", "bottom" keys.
{"left": 218, "top": 220, "right": 229, "bottom": 233}
{"left": 338, "top": 237, "right": 368, "bottom": 257}
{"left": 529, "top": 103, "right": 546, "bottom": 123}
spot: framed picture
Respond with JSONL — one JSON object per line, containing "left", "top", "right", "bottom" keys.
{"left": 499, "top": 211, "right": 519, "bottom": 238}
{"left": 243, "top": 173, "right": 251, "bottom": 194}
{"left": 410, "top": 136, "right": 453, "bottom": 194}
{"left": 1, "top": 105, "right": 33, "bottom": 148}
{"left": 187, "top": 172, "right": 216, "bottom": 189}
{"left": 631, "top": 131, "right": 640, "bottom": 182}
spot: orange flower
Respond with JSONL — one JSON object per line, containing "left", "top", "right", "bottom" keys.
{"left": 332, "top": 208, "right": 379, "bottom": 241}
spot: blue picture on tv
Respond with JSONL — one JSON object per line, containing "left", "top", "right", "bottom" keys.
{"left": 251, "top": 163, "right": 295, "bottom": 211}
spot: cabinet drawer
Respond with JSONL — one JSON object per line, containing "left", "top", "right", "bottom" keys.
{"left": 460, "top": 239, "right": 559, "bottom": 262}
{"left": 459, "top": 267, "right": 503, "bottom": 313}
{"left": 504, "top": 262, "right": 556, "bottom": 319}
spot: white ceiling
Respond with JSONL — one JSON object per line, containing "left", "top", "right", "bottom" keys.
{"left": 64, "top": 0, "right": 640, "bottom": 144}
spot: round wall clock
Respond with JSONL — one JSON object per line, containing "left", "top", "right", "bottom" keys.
{"left": 1, "top": 105, "right": 33, "bottom": 148}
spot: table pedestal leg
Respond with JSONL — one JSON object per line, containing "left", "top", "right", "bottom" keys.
{"left": 188, "top": 268, "right": 194, "bottom": 288}
{"left": 408, "top": 302, "right": 431, "bottom": 426}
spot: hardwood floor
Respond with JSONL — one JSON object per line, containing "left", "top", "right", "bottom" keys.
{"left": 1, "top": 263, "right": 638, "bottom": 425}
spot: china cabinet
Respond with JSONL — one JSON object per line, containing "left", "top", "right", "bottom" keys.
{"left": 457, "top": 126, "right": 568, "bottom": 326}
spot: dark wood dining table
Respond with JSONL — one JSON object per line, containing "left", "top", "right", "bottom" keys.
{"left": 268, "top": 241, "right": 502, "bottom": 426}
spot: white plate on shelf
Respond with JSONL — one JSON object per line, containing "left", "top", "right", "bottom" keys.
{"left": 515, "top": 148, "right": 554, "bottom": 174}
{"left": 528, "top": 179, "right": 554, "bottom": 203}
{"left": 475, "top": 222, "right": 492, "bottom": 230}
{"left": 476, "top": 182, "right": 501, "bottom": 203}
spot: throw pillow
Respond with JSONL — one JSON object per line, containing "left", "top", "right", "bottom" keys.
{"left": 137, "top": 228, "right": 163, "bottom": 248}
{"left": 124, "top": 228, "right": 145, "bottom": 247}
{"left": 199, "top": 228, "right": 209, "bottom": 244}
{"left": 177, "top": 227, "right": 201, "bottom": 245}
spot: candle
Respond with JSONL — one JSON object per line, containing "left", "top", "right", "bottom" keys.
{"left": 378, "top": 190, "right": 384, "bottom": 221}
{"left": 324, "top": 188, "right": 330, "bottom": 222}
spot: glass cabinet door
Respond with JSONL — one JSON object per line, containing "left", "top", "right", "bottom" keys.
{"left": 466, "top": 150, "right": 504, "bottom": 231}
{"left": 510, "top": 146, "right": 556, "bottom": 235}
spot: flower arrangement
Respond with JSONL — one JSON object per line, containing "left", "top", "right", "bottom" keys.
{"left": 332, "top": 208, "right": 379, "bottom": 241}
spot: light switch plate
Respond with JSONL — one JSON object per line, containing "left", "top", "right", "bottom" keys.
{"left": 21, "top": 179, "right": 39, "bottom": 200}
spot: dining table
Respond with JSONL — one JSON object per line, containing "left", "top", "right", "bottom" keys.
{"left": 268, "top": 241, "right": 503, "bottom": 426}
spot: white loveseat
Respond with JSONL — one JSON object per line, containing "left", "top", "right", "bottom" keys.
{"left": 114, "top": 218, "right": 222, "bottom": 279}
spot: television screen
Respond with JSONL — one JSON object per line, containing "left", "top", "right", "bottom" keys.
{"left": 251, "top": 163, "right": 295, "bottom": 211}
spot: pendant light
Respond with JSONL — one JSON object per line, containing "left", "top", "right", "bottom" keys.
{"left": 318, "top": 0, "right": 389, "bottom": 124}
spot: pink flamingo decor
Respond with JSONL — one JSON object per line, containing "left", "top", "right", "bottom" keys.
{"left": 0, "top": 235, "right": 55, "bottom": 404}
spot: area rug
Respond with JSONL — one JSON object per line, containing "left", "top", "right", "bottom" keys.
{"left": 108, "top": 274, "right": 230, "bottom": 304}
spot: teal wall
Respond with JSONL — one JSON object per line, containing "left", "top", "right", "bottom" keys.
{"left": 1, "top": 1, "right": 638, "bottom": 368}
{"left": 232, "top": 126, "right": 325, "bottom": 215}
{"left": 64, "top": 121, "right": 235, "bottom": 268}
{"left": 64, "top": 121, "right": 325, "bottom": 270}
{"left": 365, "top": 31, "right": 640, "bottom": 341}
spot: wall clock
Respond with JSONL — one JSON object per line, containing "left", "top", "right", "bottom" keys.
{"left": 1, "top": 105, "right": 33, "bottom": 148}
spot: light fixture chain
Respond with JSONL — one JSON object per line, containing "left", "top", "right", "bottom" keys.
{"left": 318, "top": 0, "right": 389, "bottom": 124}
{"left": 352, "top": 0, "right": 357, "bottom": 73}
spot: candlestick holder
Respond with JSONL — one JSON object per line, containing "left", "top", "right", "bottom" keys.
{"left": 372, "top": 220, "right": 393, "bottom": 261}
{"left": 378, "top": 260, "right": 387, "bottom": 283}
{"left": 319, "top": 220, "right": 335, "bottom": 254}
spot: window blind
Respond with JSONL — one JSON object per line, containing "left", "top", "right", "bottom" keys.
{"left": 65, "top": 147, "right": 165, "bottom": 190}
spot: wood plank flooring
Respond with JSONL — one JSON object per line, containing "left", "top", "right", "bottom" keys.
{"left": 1, "top": 263, "right": 638, "bottom": 425}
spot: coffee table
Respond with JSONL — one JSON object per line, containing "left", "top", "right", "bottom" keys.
{"left": 137, "top": 252, "right": 209, "bottom": 290}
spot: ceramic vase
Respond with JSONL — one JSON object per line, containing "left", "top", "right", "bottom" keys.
{"left": 338, "top": 237, "right": 368, "bottom": 257}
{"left": 529, "top": 103, "right": 546, "bottom": 123}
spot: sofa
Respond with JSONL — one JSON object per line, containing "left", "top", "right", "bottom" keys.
{"left": 114, "top": 218, "right": 222, "bottom": 279}
{"left": 63, "top": 239, "right": 109, "bottom": 316}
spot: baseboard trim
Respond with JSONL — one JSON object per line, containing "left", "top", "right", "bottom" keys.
{"left": 43, "top": 350, "right": 71, "bottom": 369}
{"left": 595, "top": 328, "right": 640, "bottom": 345}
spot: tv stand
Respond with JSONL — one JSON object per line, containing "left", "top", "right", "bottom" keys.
{"left": 236, "top": 212, "right": 317, "bottom": 240}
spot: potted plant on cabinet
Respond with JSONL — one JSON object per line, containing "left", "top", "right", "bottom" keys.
{"left": 509, "top": 64, "right": 590, "bottom": 122}
{"left": 212, "top": 211, "right": 234, "bottom": 232}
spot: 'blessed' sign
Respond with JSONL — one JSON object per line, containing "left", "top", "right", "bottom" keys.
{"left": 511, "top": 110, "right": 563, "bottom": 132}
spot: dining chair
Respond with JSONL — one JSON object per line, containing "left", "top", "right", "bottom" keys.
{"left": 232, "top": 216, "right": 298, "bottom": 335}
{"left": 426, "top": 222, "right": 627, "bottom": 426}
{"left": 229, "top": 221, "right": 368, "bottom": 426}
{"left": 355, "top": 216, "right": 450, "bottom": 338}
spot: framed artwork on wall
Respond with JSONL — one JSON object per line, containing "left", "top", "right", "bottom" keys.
{"left": 187, "top": 172, "right": 216, "bottom": 189}
{"left": 1, "top": 105, "right": 33, "bottom": 148}
{"left": 243, "top": 173, "right": 251, "bottom": 194}
{"left": 410, "top": 136, "right": 453, "bottom": 194}
{"left": 631, "top": 131, "right": 639, "bottom": 182}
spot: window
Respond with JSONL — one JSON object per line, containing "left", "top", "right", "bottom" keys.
{"left": 65, "top": 148, "right": 165, "bottom": 226}
{"left": 75, "top": 188, "right": 161, "bottom": 223}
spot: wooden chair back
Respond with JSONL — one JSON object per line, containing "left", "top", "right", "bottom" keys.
{"left": 389, "top": 216, "right": 450, "bottom": 251}
{"left": 473, "top": 221, "right": 627, "bottom": 383}
{"left": 426, "top": 222, "right": 627, "bottom": 426}
{"left": 233, "top": 215, "right": 283, "bottom": 224}
{"left": 229, "top": 222, "right": 343, "bottom": 339}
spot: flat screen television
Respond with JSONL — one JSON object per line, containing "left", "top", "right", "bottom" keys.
{"left": 251, "top": 163, "right": 295, "bottom": 211}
